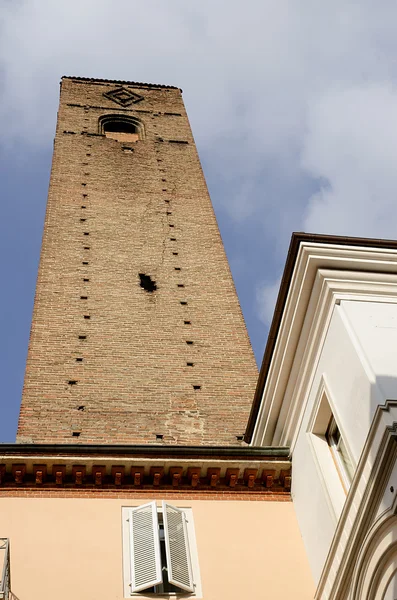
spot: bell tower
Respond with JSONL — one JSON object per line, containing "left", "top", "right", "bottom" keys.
{"left": 17, "top": 76, "right": 258, "bottom": 445}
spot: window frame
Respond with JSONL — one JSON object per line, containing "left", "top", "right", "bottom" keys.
{"left": 307, "top": 378, "right": 355, "bottom": 520}
{"left": 122, "top": 503, "right": 202, "bottom": 599}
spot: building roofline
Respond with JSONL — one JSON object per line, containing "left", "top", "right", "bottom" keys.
{"left": 244, "top": 231, "right": 397, "bottom": 443}
{"left": 61, "top": 75, "right": 181, "bottom": 91}
{"left": 0, "top": 443, "right": 289, "bottom": 458}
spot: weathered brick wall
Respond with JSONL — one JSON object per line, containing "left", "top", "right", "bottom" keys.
{"left": 17, "top": 77, "right": 258, "bottom": 445}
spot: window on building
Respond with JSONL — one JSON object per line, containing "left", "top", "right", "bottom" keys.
{"left": 122, "top": 502, "right": 201, "bottom": 597}
{"left": 308, "top": 380, "right": 356, "bottom": 518}
{"left": 99, "top": 115, "right": 143, "bottom": 143}
{"left": 326, "top": 416, "right": 354, "bottom": 491}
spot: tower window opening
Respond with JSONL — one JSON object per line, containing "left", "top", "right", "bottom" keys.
{"left": 100, "top": 115, "right": 142, "bottom": 143}
{"left": 139, "top": 273, "right": 157, "bottom": 293}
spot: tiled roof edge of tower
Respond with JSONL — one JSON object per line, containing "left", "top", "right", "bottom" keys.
{"left": 61, "top": 75, "right": 182, "bottom": 91}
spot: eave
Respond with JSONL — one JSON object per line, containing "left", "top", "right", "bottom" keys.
{"left": 0, "top": 444, "right": 291, "bottom": 496}
{"left": 246, "top": 232, "right": 397, "bottom": 445}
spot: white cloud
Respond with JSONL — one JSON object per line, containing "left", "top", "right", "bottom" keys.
{"left": 256, "top": 278, "right": 281, "bottom": 327}
{"left": 302, "top": 84, "right": 397, "bottom": 238}
{"left": 3, "top": 0, "right": 397, "bottom": 327}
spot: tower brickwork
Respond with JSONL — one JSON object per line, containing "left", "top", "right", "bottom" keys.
{"left": 17, "top": 76, "right": 258, "bottom": 445}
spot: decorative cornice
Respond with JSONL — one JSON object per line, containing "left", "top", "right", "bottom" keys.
{"left": 0, "top": 445, "right": 291, "bottom": 496}
{"left": 249, "top": 234, "right": 397, "bottom": 447}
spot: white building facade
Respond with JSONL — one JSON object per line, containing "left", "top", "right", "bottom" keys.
{"left": 248, "top": 233, "right": 397, "bottom": 599}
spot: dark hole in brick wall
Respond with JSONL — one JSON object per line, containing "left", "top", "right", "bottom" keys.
{"left": 175, "top": 267, "right": 181, "bottom": 271}
{"left": 187, "top": 362, "right": 194, "bottom": 366}
{"left": 169, "top": 224, "right": 175, "bottom": 228}
{"left": 180, "top": 301, "right": 187, "bottom": 305}
{"left": 82, "top": 262, "right": 89, "bottom": 265}
{"left": 177, "top": 284, "right": 184, "bottom": 288}
{"left": 82, "top": 194, "right": 88, "bottom": 197}
{"left": 84, "top": 315, "right": 90, "bottom": 319}
{"left": 166, "top": 212, "right": 172, "bottom": 215}
{"left": 76, "top": 358, "right": 83, "bottom": 362}
{"left": 68, "top": 380, "right": 77, "bottom": 385}
{"left": 84, "top": 247, "right": 90, "bottom": 250}
{"left": 164, "top": 199, "right": 170, "bottom": 203}
{"left": 84, "top": 232, "right": 89, "bottom": 236}
{"left": 83, "top": 278, "right": 89, "bottom": 282}
{"left": 186, "top": 341, "right": 193, "bottom": 345}
{"left": 81, "top": 206, "right": 86, "bottom": 209}
{"left": 170, "top": 238, "right": 176, "bottom": 241}
{"left": 184, "top": 321, "right": 191, "bottom": 325}
{"left": 193, "top": 385, "right": 201, "bottom": 390}
{"left": 78, "top": 335, "right": 87, "bottom": 340}
{"left": 72, "top": 431, "right": 81, "bottom": 437}
{"left": 173, "top": 252, "right": 179, "bottom": 256}
{"left": 78, "top": 406, "right": 85, "bottom": 411}
{"left": 156, "top": 434, "right": 164, "bottom": 440}
{"left": 139, "top": 273, "right": 157, "bottom": 293}
{"left": 81, "top": 183, "right": 87, "bottom": 187}
{"left": 80, "top": 218, "right": 86, "bottom": 222}
{"left": 236, "top": 435, "right": 244, "bottom": 441}
{"left": 80, "top": 296, "right": 88, "bottom": 300}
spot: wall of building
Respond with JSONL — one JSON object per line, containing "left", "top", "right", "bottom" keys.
{"left": 0, "top": 496, "right": 314, "bottom": 600}
{"left": 18, "top": 77, "right": 258, "bottom": 445}
{"left": 291, "top": 299, "right": 397, "bottom": 585}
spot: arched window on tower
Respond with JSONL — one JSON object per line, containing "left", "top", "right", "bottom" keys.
{"left": 99, "top": 115, "right": 143, "bottom": 143}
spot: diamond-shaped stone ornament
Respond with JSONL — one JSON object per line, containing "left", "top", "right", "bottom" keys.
{"left": 103, "top": 87, "right": 144, "bottom": 106}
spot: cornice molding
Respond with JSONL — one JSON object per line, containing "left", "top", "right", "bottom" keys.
{"left": 251, "top": 241, "right": 397, "bottom": 447}
{"left": 0, "top": 450, "right": 291, "bottom": 496}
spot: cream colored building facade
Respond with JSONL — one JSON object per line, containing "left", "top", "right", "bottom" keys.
{"left": 0, "top": 495, "right": 313, "bottom": 600}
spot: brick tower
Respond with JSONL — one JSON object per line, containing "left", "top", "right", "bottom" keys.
{"left": 17, "top": 76, "right": 258, "bottom": 445}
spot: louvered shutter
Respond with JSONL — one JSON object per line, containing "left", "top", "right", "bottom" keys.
{"left": 162, "top": 501, "right": 194, "bottom": 592}
{"left": 129, "top": 501, "right": 162, "bottom": 592}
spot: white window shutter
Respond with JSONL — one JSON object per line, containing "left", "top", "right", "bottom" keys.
{"left": 129, "top": 501, "right": 163, "bottom": 593}
{"left": 162, "top": 501, "right": 194, "bottom": 592}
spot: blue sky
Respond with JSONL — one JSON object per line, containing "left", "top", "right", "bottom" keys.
{"left": 2, "top": 0, "right": 397, "bottom": 441}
